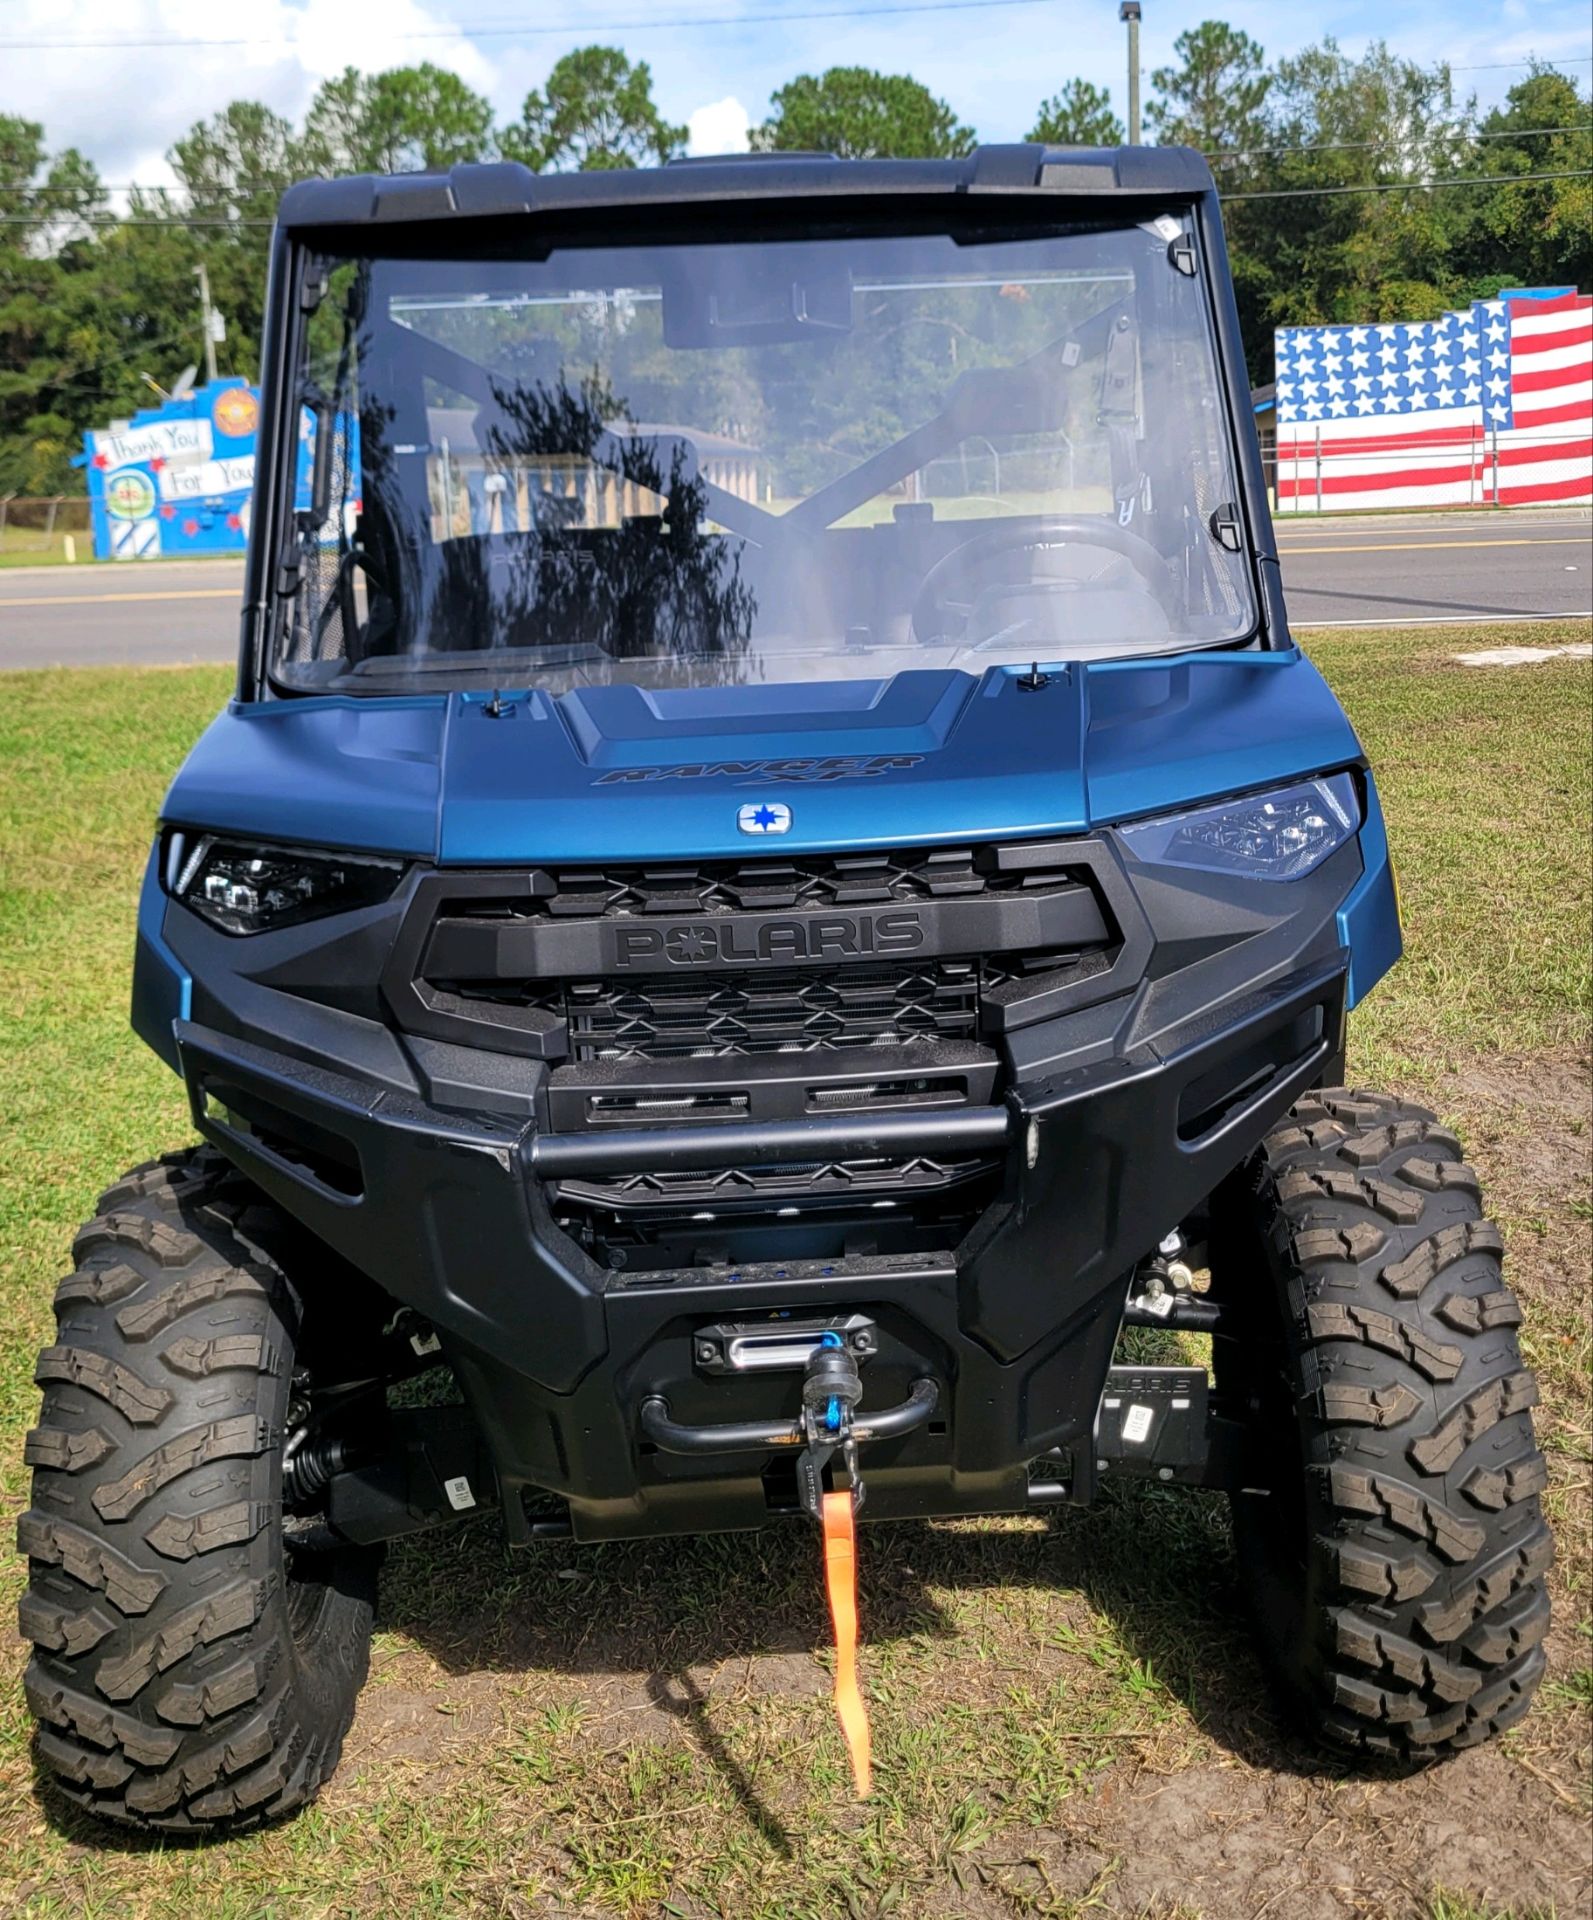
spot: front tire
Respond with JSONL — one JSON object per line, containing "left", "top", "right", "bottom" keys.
{"left": 19, "top": 1149, "right": 377, "bottom": 1832}
{"left": 1216, "top": 1089, "right": 1551, "bottom": 1759}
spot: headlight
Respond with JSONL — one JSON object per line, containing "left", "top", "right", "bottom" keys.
{"left": 1119, "top": 772, "right": 1361, "bottom": 880}
{"left": 168, "top": 834, "right": 404, "bottom": 935}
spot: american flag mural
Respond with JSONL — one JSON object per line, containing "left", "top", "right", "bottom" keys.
{"left": 1274, "top": 290, "right": 1593, "bottom": 511}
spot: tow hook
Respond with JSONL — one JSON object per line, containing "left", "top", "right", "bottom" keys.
{"left": 796, "top": 1333, "right": 865, "bottom": 1519}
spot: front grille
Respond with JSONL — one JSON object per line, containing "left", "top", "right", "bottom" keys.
{"left": 391, "top": 837, "right": 1128, "bottom": 1274}
{"left": 555, "top": 1151, "right": 991, "bottom": 1213}
{"left": 400, "top": 837, "right": 1123, "bottom": 1072}
{"left": 562, "top": 960, "right": 979, "bottom": 1062}
{"left": 551, "top": 1148, "right": 1003, "bottom": 1274}
{"left": 528, "top": 844, "right": 1077, "bottom": 919}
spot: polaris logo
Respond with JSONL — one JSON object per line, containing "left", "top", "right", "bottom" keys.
{"left": 738, "top": 801, "right": 791, "bottom": 835}
{"left": 611, "top": 911, "right": 926, "bottom": 969}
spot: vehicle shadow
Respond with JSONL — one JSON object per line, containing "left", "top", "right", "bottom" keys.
{"left": 29, "top": 1476, "right": 1402, "bottom": 1853}
{"left": 368, "top": 1476, "right": 1386, "bottom": 1838}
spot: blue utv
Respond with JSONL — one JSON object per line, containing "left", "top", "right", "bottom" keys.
{"left": 21, "top": 144, "right": 1550, "bottom": 1831}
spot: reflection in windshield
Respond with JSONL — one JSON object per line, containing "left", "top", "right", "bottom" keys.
{"left": 276, "top": 223, "right": 1255, "bottom": 693}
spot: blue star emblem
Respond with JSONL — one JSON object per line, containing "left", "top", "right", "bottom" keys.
{"left": 738, "top": 801, "right": 791, "bottom": 835}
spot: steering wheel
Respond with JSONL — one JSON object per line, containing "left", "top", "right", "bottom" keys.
{"left": 910, "top": 516, "right": 1180, "bottom": 644}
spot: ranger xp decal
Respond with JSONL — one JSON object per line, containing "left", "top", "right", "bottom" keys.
{"left": 596, "top": 754, "right": 924, "bottom": 786}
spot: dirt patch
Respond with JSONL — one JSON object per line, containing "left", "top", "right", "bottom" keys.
{"left": 971, "top": 1749, "right": 1592, "bottom": 1919}
{"left": 1411, "top": 1050, "right": 1590, "bottom": 1202}
{"left": 334, "top": 1669, "right": 508, "bottom": 1796}
{"left": 1392, "top": 1051, "right": 1590, "bottom": 1332}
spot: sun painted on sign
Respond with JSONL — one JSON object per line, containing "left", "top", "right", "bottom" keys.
{"left": 213, "top": 387, "right": 259, "bottom": 438}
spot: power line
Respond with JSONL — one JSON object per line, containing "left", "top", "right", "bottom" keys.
{"left": 2, "top": 166, "right": 1586, "bottom": 227}
{"left": 1, "top": 10, "right": 1587, "bottom": 57}
{"left": 3, "top": 125, "right": 1587, "bottom": 201}
{"left": 1450, "top": 54, "right": 1592, "bottom": 71}
{"left": 1205, "top": 123, "right": 1592, "bottom": 163}
{"left": 3, "top": 327, "right": 198, "bottom": 399}
{"left": 0, "top": 0, "right": 1060, "bottom": 51}
{"left": 1224, "top": 166, "right": 1590, "bottom": 201}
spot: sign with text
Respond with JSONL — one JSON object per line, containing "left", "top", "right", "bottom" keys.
{"left": 92, "top": 418, "right": 214, "bottom": 470}
{"left": 158, "top": 456, "right": 256, "bottom": 501}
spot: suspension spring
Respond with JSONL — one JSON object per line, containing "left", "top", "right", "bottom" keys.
{"left": 282, "top": 1428, "right": 350, "bottom": 1508}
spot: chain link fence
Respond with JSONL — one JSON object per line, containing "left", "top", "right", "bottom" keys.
{"left": 0, "top": 495, "right": 93, "bottom": 561}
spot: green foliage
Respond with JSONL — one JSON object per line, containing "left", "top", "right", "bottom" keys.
{"left": 0, "top": 44, "right": 1587, "bottom": 486}
{"left": 1028, "top": 79, "right": 1123, "bottom": 148}
{"left": 301, "top": 64, "right": 496, "bottom": 175}
{"left": 1147, "top": 28, "right": 1591, "bottom": 379}
{"left": 504, "top": 47, "right": 685, "bottom": 170}
{"left": 169, "top": 100, "right": 300, "bottom": 206}
{"left": 1456, "top": 67, "right": 1593, "bottom": 294}
{"left": 1147, "top": 20, "right": 1270, "bottom": 152}
{"left": 1218, "top": 37, "right": 1470, "bottom": 365}
{"left": 752, "top": 66, "right": 975, "bottom": 158}
{"left": 0, "top": 115, "right": 109, "bottom": 492}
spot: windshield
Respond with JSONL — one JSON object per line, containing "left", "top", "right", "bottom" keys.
{"left": 273, "top": 216, "right": 1256, "bottom": 694}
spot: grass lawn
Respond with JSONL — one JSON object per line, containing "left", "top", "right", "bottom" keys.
{"left": 0, "top": 622, "right": 1588, "bottom": 1919}
{"left": 0, "top": 527, "right": 85, "bottom": 570}
{"left": 0, "top": 527, "right": 237, "bottom": 569}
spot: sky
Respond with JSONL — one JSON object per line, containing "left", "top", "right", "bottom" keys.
{"left": 1, "top": 0, "right": 1588, "bottom": 189}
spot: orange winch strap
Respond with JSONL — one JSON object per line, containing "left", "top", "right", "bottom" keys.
{"left": 820, "top": 1488, "right": 873, "bottom": 1799}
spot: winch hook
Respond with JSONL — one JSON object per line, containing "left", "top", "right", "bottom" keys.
{"left": 796, "top": 1331, "right": 865, "bottom": 1520}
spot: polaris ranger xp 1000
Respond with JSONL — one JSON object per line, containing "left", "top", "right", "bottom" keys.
{"left": 22, "top": 145, "right": 1551, "bottom": 1831}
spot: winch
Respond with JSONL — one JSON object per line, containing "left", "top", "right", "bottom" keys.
{"left": 637, "top": 1320, "right": 938, "bottom": 1795}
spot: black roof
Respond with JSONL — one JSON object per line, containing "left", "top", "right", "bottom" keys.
{"left": 276, "top": 144, "right": 1214, "bottom": 230}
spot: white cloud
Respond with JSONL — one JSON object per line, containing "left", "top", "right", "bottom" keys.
{"left": 0, "top": 0, "right": 501, "bottom": 184}
{"left": 278, "top": 0, "right": 493, "bottom": 90}
{"left": 686, "top": 95, "right": 751, "bottom": 156}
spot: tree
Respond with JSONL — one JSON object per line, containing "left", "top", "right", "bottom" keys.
{"left": 0, "top": 116, "right": 107, "bottom": 492}
{"left": 170, "top": 102, "right": 301, "bottom": 208}
{"left": 1241, "top": 39, "right": 1472, "bottom": 350}
{"left": 0, "top": 115, "right": 102, "bottom": 249}
{"left": 504, "top": 48, "right": 685, "bottom": 171}
{"left": 1453, "top": 67, "right": 1593, "bottom": 295}
{"left": 301, "top": 65, "right": 495, "bottom": 176}
{"left": 752, "top": 68, "right": 975, "bottom": 159}
{"left": 1147, "top": 21, "right": 1270, "bottom": 155}
{"left": 168, "top": 102, "right": 305, "bottom": 381}
{"left": 299, "top": 70, "right": 367, "bottom": 178}
{"left": 1028, "top": 80, "right": 1122, "bottom": 147}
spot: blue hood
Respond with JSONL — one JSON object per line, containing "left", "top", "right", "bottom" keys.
{"left": 163, "top": 650, "right": 1363, "bottom": 862}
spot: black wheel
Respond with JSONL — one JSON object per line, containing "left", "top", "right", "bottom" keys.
{"left": 1214, "top": 1088, "right": 1551, "bottom": 1759}
{"left": 19, "top": 1148, "right": 377, "bottom": 1832}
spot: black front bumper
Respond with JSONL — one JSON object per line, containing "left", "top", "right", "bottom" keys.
{"left": 174, "top": 947, "right": 1344, "bottom": 1542}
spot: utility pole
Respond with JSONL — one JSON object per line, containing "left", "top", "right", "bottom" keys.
{"left": 1119, "top": 0, "right": 1142, "bottom": 145}
{"left": 194, "top": 262, "right": 219, "bottom": 386}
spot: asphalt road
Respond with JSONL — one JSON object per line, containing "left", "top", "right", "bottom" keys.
{"left": 1274, "top": 510, "right": 1592, "bottom": 630}
{"left": 1, "top": 509, "right": 1588, "bottom": 671}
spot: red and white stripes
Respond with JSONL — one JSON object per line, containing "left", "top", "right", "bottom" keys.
{"left": 1498, "top": 293, "right": 1592, "bottom": 505}
{"left": 1276, "top": 410, "right": 1496, "bottom": 511}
